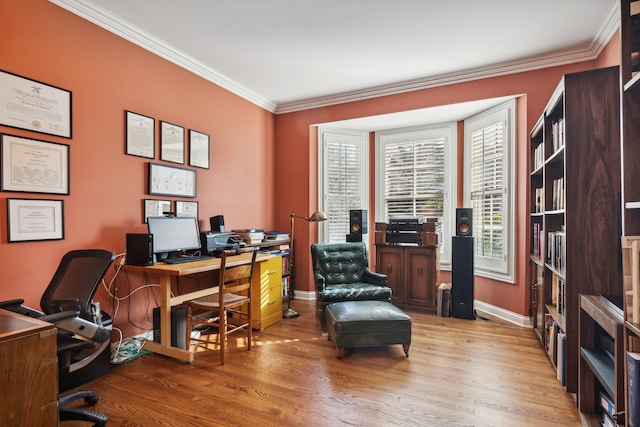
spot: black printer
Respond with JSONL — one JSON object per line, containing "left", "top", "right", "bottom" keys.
{"left": 200, "top": 232, "right": 244, "bottom": 256}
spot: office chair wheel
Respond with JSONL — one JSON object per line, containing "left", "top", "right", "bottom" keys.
{"left": 85, "top": 395, "right": 99, "bottom": 405}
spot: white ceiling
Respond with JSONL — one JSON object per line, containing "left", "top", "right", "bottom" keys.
{"left": 50, "top": 0, "right": 618, "bottom": 128}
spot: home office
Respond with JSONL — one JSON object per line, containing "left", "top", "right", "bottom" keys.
{"left": 0, "top": 0, "right": 634, "bottom": 426}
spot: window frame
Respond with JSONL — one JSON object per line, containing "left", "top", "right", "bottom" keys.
{"left": 463, "top": 99, "right": 516, "bottom": 283}
{"left": 317, "top": 127, "right": 369, "bottom": 243}
{"left": 375, "top": 123, "right": 456, "bottom": 267}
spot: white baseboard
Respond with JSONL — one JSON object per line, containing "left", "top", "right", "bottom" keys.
{"left": 474, "top": 300, "right": 532, "bottom": 328}
{"left": 292, "top": 290, "right": 316, "bottom": 301}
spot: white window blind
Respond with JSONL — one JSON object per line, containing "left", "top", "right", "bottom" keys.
{"left": 464, "top": 99, "right": 515, "bottom": 282}
{"left": 376, "top": 124, "right": 455, "bottom": 266}
{"left": 318, "top": 128, "right": 368, "bottom": 243}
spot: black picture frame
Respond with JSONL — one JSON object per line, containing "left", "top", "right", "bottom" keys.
{"left": 148, "top": 162, "right": 196, "bottom": 198}
{"left": 126, "top": 110, "right": 155, "bottom": 159}
{"left": 7, "top": 198, "right": 64, "bottom": 242}
{"left": 189, "top": 129, "right": 210, "bottom": 169}
{"left": 160, "top": 121, "right": 185, "bottom": 164}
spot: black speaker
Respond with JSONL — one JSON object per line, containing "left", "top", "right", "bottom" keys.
{"left": 210, "top": 215, "right": 225, "bottom": 232}
{"left": 349, "top": 209, "right": 368, "bottom": 234}
{"left": 456, "top": 208, "right": 473, "bottom": 237}
{"left": 346, "top": 233, "right": 364, "bottom": 242}
{"left": 126, "top": 233, "right": 154, "bottom": 266}
{"left": 152, "top": 306, "right": 187, "bottom": 350}
{"left": 451, "top": 236, "right": 475, "bottom": 320}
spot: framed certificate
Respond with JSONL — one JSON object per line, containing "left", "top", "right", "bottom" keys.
{"left": 0, "top": 69, "right": 72, "bottom": 138}
{"left": 1, "top": 133, "right": 70, "bottom": 195}
{"left": 7, "top": 198, "right": 64, "bottom": 242}
{"left": 160, "top": 121, "right": 185, "bottom": 164}
{"left": 126, "top": 110, "right": 155, "bottom": 158}
{"left": 148, "top": 162, "right": 196, "bottom": 198}
{"left": 176, "top": 200, "right": 198, "bottom": 218}
{"left": 189, "top": 129, "right": 210, "bottom": 169}
{"left": 143, "top": 198, "right": 172, "bottom": 223}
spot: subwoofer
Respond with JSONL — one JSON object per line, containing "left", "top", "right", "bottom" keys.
{"left": 349, "top": 209, "right": 368, "bottom": 234}
{"left": 451, "top": 236, "right": 475, "bottom": 320}
{"left": 125, "top": 233, "right": 154, "bottom": 266}
{"left": 456, "top": 208, "right": 473, "bottom": 237}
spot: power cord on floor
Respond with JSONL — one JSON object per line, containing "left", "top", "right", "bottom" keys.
{"left": 110, "top": 328, "right": 151, "bottom": 364}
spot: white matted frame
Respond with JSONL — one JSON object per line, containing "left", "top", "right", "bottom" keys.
{"left": 160, "top": 121, "right": 185, "bottom": 164}
{"left": 126, "top": 110, "right": 155, "bottom": 158}
{"left": 148, "top": 162, "right": 196, "bottom": 198}
{"left": 1, "top": 133, "right": 70, "bottom": 194}
{"left": 143, "top": 198, "right": 172, "bottom": 223}
{"left": 0, "top": 69, "right": 72, "bottom": 138}
{"left": 7, "top": 198, "right": 64, "bottom": 242}
{"left": 189, "top": 129, "right": 210, "bottom": 169}
{"left": 176, "top": 200, "right": 198, "bottom": 218}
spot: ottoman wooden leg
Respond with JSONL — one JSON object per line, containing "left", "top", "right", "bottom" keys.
{"left": 337, "top": 347, "right": 346, "bottom": 359}
{"left": 403, "top": 343, "right": 410, "bottom": 357}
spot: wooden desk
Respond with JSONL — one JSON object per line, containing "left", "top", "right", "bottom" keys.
{"left": 122, "top": 252, "right": 276, "bottom": 362}
{"left": 0, "top": 309, "right": 58, "bottom": 426}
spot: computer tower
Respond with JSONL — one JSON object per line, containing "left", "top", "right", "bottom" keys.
{"left": 210, "top": 215, "right": 225, "bottom": 232}
{"left": 125, "top": 233, "right": 154, "bottom": 266}
{"left": 152, "top": 306, "right": 188, "bottom": 349}
{"left": 451, "top": 236, "right": 475, "bottom": 320}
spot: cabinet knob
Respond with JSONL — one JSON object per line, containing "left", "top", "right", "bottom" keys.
{"left": 268, "top": 270, "right": 276, "bottom": 275}
{"left": 268, "top": 300, "right": 276, "bottom": 305}
{"left": 387, "top": 265, "right": 392, "bottom": 273}
{"left": 417, "top": 267, "right": 423, "bottom": 275}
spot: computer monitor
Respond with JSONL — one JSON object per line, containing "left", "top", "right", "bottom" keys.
{"left": 147, "top": 216, "right": 202, "bottom": 260}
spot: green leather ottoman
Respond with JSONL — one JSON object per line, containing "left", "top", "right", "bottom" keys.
{"left": 325, "top": 300, "right": 411, "bottom": 359}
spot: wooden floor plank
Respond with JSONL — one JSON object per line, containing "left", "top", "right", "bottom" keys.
{"left": 60, "top": 301, "right": 580, "bottom": 426}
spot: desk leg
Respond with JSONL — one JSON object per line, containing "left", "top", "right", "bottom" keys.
{"left": 142, "top": 274, "right": 194, "bottom": 363}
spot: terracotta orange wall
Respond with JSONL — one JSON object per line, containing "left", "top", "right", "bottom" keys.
{"left": 275, "top": 38, "right": 621, "bottom": 318}
{"left": 1, "top": 0, "right": 275, "bottom": 337}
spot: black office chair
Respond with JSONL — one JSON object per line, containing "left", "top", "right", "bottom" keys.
{"left": 0, "top": 249, "right": 115, "bottom": 426}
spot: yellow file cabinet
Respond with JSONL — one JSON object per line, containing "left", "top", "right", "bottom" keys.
{"left": 251, "top": 256, "right": 283, "bottom": 329}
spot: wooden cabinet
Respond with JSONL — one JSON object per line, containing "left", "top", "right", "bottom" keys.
{"left": 528, "top": 66, "right": 622, "bottom": 394}
{"left": 375, "top": 244, "right": 440, "bottom": 310}
{"left": 251, "top": 255, "right": 283, "bottom": 329}
{"left": 0, "top": 309, "right": 58, "bottom": 426}
{"left": 578, "top": 295, "right": 624, "bottom": 427}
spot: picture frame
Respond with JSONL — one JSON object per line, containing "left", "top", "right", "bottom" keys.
{"left": 143, "top": 198, "right": 172, "bottom": 223}
{"left": 1, "top": 133, "right": 70, "bottom": 195}
{"left": 126, "top": 110, "right": 155, "bottom": 159}
{"left": 160, "top": 121, "right": 185, "bottom": 164}
{"left": 189, "top": 129, "right": 210, "bottom": 169}
{"left": 0, "top": 69, "right": 72, "bottom": 138}
{"left": 148, "top": 162, "right": 196, "bottom": 198}
{"left": 176, "top": 200, "right": 198, "bottom": 218}
{"left": 7, "top": 198, "right": 64, "bottom": 242}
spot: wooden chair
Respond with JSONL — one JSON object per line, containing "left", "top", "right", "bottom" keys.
{"left": 185, "top": 249, "right": 257, "bottom": 364}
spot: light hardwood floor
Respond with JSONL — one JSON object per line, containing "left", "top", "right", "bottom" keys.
{"left": 62, "top": 300, "right": 579, "bottom": 426}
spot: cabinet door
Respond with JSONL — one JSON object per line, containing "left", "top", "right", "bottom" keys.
{"left": 405, "top": 247, "right": 437, "bottom": 307}
{"left": 376, "top": 246, "right": 403, "bottom": 303}
{"left": 251, "top": 256, "right": 282, "bottom": 329}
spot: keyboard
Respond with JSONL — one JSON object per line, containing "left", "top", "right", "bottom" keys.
{"left": 163, "top": 255, "right": 212, "bottom": 264}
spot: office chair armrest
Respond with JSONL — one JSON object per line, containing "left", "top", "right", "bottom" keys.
{"left": 0, "top": 299, "right": 45, "bottom": 317}
{"left": 55, "top": 316, "right": 111, "bottom": 343}
{"left": 40, "top": 310, "right": 81, "bottom": 323}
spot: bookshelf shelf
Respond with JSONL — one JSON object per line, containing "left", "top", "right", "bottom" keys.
{"left": 528, "top": 66, "right": 621, "bottom": 396}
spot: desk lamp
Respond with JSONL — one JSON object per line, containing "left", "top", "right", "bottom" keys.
{"left": 284, "top": 211, "right": 327, "bottom": 318}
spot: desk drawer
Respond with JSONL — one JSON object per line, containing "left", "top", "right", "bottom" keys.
{"left": 251, "top": 256, "right": 282, "bottom": 329}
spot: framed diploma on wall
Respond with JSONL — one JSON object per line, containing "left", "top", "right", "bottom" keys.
{"left": 148, "top": 162, "right": 196, "bottom": 198}
{"left": 0, "top": 69, "right": 72, "bottom": 139}
{"left": 160, "top": 121, "right": 185, "bottom": 164}
{"left": 1, "top": 134, "right": 70, "bottom": 195}
{"left": 126, "top": 110, "right": 155, "bottom": 159}
{"left": 7, "top": 198, "right": 65, "bottom": 242}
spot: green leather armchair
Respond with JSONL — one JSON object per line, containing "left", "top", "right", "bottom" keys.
{"left": 311, "top": 242, "right": 392, "bottom": 327}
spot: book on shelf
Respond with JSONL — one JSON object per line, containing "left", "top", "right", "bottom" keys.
{"left": 628, "top": 351, "right": 640, "bottom": 427}
{"left": 622, "top": 236, "right": 640, "bottom": 324}
{"left": 599, "top": 390, "right": 615, "bottom": 420}
{"left": 556, "top": 332, "right": 566, "bottom": 386}
{"left": 233, "top": 229, "right": 265, "bottom": 244}
{"left": 264, "top": 230, "right": 290, "bottom": 240}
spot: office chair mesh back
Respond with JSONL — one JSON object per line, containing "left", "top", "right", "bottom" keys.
{"left": 40, "top": 250, "right": 115, "bottom": 319}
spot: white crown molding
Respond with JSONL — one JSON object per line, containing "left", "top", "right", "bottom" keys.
{"left": 49, "top": 0, "right": 277, "bottom": 112}
{"left": 50, "top": 0, "right": 620, "bottom": 116}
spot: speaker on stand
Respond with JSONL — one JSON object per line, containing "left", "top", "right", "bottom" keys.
{"left": 451, "top": 208, "right": 475, "bottom": 320}
{"left": 347, "top": 209, "right": 368, "bottom": 242}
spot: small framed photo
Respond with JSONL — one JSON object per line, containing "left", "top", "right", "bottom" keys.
{"left": 7, "top": 198, "right": 64, "bottom": 242}
{"left": 0, "top": 69, "right": 72, "bottom": 139}
{"left": 189, "top": 129, "right": 210, "bottom": 169}
{"left": 160, "top": 121, "right": 185, "bottom": 164}
{"left": 126, "top": 110, "right": 155, "bottom": 158}
{"left": 1, "top": 134, "right": 70, "bottom": 195}
{"left": 176, "top": 200, "right": 198, "bottom": 218}
{"left": 148, "top": 162, "right": 196, "bottom": 198}
{"left": 143, "top": 198, "right": 172, "bottom": 223}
